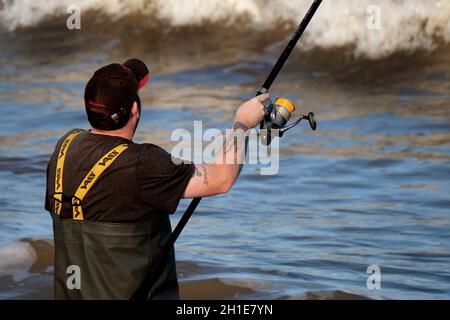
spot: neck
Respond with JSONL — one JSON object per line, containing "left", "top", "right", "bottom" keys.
{"left": 90, "top": 127, "right": 133, "bottom": 141}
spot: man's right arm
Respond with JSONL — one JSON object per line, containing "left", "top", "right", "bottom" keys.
{"left": 182, "top": 94, "right": 268, "bottom": 198}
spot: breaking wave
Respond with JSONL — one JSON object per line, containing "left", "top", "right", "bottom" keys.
{"left": 0, "top": 0, "right": 449, "bottom": 59}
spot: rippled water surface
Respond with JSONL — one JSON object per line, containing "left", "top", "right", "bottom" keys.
{"left": 0, "top": 14, "right": 449, "bottom": 300}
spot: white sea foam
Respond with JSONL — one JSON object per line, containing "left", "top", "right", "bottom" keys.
{"left": 0, "top": 0, "right": 449, "bottom": 58}
{"left": 0, "top": 241, "right": 37, "bottom": 282}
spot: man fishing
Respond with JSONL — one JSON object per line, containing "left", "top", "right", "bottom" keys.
{"left": 44, "top": 58, "right": 267, "bottom": 299}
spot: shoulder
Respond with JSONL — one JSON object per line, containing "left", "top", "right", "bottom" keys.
{"left": 55, "top": 128, "right": 85, "bottom": 146}
{"left": 63, "top": 128, "right": 86, "bottom": 139}
{"left": 133, "top": 143, "right": 174, "bottom": 160}
{"left": 52, "top": 128, "right": 85, "bottom": 155}
{"left": 48, "top": 129, "right": 86, "bottom": 169}
{"left": 134, "top": 142, "right": 193, "bottom": 173}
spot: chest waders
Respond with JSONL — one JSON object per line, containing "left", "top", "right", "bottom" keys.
{"left": 51, "top": 130, "right": 178, "bottom": 300}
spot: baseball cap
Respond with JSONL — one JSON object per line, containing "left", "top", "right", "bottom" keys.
{"left": 84, "top": 59, "right": 149, "bottom": 130}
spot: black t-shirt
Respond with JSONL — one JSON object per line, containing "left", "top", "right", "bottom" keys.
{"left": 45, "top": 129, "right": 195, "bottom": 222}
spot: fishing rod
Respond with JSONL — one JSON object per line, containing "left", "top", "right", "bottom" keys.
{"left": 130, "top": 0, "right": 323, "bottom": 301}
{"left": 257, "top": 0, "right": 321, "bottom": 145}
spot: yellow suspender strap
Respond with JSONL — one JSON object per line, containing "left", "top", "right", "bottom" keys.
{"left": 72, "top": 143, "right": 129, "bottom": 221}
{"left": 54, "top": 130, "right": 82, "bottom": 215}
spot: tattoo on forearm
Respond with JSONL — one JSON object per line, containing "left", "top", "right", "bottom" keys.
{"left": 233, "top": 121, "right": 250, "bottom": 131}
{"left": 202, "top": 166, "right": 208, "bottom": 185}
{"left": 194, "top": 165, "right": 209, "bottom": 185}
{"left": 194, "top": 166, "right": 200, "bottom": 177}
{"left": 224, "top": 135, "right": 237, "bottom": 153}
{"left": 222, "top": 121, "right": 250, "bottom": 163}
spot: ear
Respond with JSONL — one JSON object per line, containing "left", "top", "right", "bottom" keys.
{"left": 131, "top": 101, "right": 139, "bottom": 118}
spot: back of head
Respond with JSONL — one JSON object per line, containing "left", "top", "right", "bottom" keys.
{"left": 84, "top": 59, "right": 149, "bottom": 130}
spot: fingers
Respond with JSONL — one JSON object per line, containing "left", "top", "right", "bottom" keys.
{"left": 255, "top": 94, "right": 268, "bottom": 115}
{"left": 255, "top": 93, "right": 269, "bottom": 102}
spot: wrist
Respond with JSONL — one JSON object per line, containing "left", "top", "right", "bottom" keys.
{"left": 232, "top": 119, "right": 251, "bottom": 131}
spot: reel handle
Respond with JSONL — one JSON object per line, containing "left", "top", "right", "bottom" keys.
{"left": 304, "top": 112, "right": 317, "bottom": 131}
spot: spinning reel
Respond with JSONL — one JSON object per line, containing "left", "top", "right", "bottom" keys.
{"left": 258, "top": 88, "right": 317, "bottom": 146}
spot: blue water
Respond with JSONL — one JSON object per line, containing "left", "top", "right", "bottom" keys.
{"left": 0, "top": 28, "right": 450, "bottom": 300}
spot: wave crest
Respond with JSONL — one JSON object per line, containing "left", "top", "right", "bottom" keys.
{"left": 1, "top": 0, "right": 449, "bottom": 59}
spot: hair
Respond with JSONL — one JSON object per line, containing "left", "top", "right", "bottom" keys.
{"left": 85, "top": 106, "right": 130, "bottom": 131}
